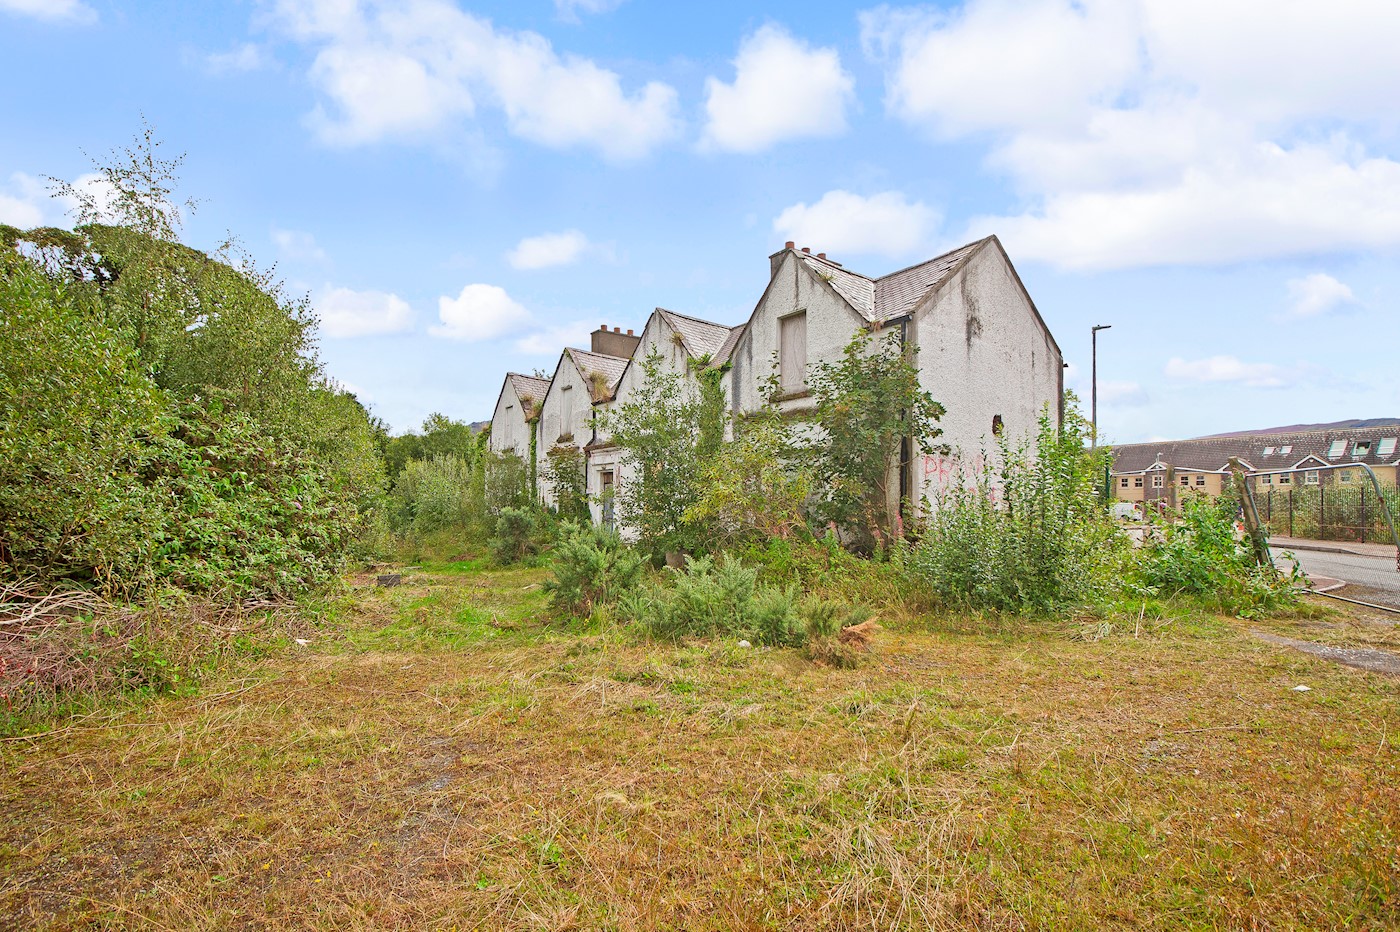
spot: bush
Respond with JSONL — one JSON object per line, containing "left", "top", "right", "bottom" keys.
{"left": 906, "top": 407, "right": 1127, "bottom": 615}
{"left": 388, "top": 454, "right": 478, "bottom": 537}
{"left": 626, "top": 555, "right": 868, "bottom": 650}
{"left": 544, "top": 523, "right": 645, "bottom": 616}
{"left": 1135, "top": 496, "right": 1300, "bottom": 617}
{"left": 490, "top": 507, "right": 543, "bottom": 565}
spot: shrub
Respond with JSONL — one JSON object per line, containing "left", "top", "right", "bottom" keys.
{"left": 627, "top": 555, "right": 868, "bottom": 650}
{"left": 490, "top": 507, "right": 543, "bottom": 565}
{"left": 544, "top": 523, "right": 645, "bottom": 616}
{"left": 389, "top": 454, "right": 478, "bottom": 536}
{"left": 543, "top": 446, "right": 590, "bottom": 523}
{"left": 906, "top": 406, "right": 1127, "bottom": 615}
{"left": 1135, "top": 496, "right": 1301, "bottom": 617}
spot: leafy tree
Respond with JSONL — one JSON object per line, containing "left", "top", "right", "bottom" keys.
{"left": 802, "top": 330, "right": 945, "bottom": 549}
{"left": 598, "top": 352, "right": 708, "bottom": 558}
{"left": 684, "top": 413, "right": 812, "bottom": 549}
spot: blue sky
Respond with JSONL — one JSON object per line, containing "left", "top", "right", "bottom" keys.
{"left": 3, "top": 0, "right": 1396, "bottom": 443}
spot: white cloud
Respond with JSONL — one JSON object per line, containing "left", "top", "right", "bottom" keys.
{"left": 555, "top": 0, "right": 625, "bottom": 21}
{"left": 316, "top": 285, "right": 414, "bottom": 338}
{"left": 431, "top": 283, "right": 531, "bottom": 341}
{"left": 0, "top": 172, "right": 50, "bottom": 228}
{"left": 1286, "top": 273, "right": 1356, "bottom": 319}
{"left": 862, "top": 0, "right": 1139, "bottom": 136}
{"left": 205, "top": 43, "right": 269, "bottom": 74}
{"left": 702, "top": 25, "right": 854, "bottom": 153}
{"left": 268, "top": 0, "right": 680, "bottom": 160}
{"left": 1164, "top": 355, "right": 1293, "bottom": 389}
{"left": 507, "top": 229, "right": 589, "bottom": 270}
{"left": 865, "top": 0, "right": 1400, "bottom": 268}
{"left": 0, "top": 0, "right": 96, "bottom": 24}
{"left": 772, "top": 190, "right": 937, "bottom": 257}
{"left": 515, "top": 321, "right": 595, "bottom": 355}
{"left": 271, "top": 227, "right": 329, "bottom": 263}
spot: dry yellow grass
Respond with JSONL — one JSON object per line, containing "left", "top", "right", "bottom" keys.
{"left": 2, "top": 562, "right": 1397, "bottom": 929}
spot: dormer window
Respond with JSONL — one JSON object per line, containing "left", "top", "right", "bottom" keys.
{"left": 1353, "top": 441, "right": 1371, "bottom": 457}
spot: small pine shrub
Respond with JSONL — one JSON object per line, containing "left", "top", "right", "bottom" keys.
{"left": 489, "top": 507, "right": 542, "bottom": 565}
{"left": 544, "top": 522, "right": 645, "bottom": 616}
{"left": 751, "top": 585, "right": 802, "bottom": 647}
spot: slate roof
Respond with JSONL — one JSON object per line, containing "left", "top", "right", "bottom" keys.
{"left": 1111, "top": 426, "right": 1400, "bottom": 474}
{"left": 565, "top": 347, "right": 629, "bottom": 403}
{"left": 657, "top": 308, "right": 734, "bottom": 359}
{"left": 711, "top": 322, "right": 747, "bottom": 366}
{"left": 796, "top": 237, "right": 992, "bottom": 324}
{"left": 506, "top": 373, "right": 551, "bottom": 419}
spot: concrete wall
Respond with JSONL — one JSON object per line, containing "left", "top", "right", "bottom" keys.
{"left": 912, "top": 243, "right": 1062, "bottom": 507}
{"left": 729, "top": 251, "right": 868, "bottom": 417}
{"left": 536, "top": 353, "right": 594, "bottom": 508}
{"left": 488, "top": 380, "right": 529, "bottom": 458}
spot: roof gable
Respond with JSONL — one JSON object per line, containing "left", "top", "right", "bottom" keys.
{"left": 656, "top": 308, "right": 734, "bottom": 359}
{"left": 565, "top": 347, "right": 628, "bottom": 403}
{"left": 506, "top": 372, "right": 550, "bottom": 420}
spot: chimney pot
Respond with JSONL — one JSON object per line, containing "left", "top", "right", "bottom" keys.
{"left": 818, "top": 252, "right": 826, "bottom": 259}
{"left": 627, "top": 329, "right": 634, "bottom": 335}
{"left": 801, "top": 246, "right": 811, "bottom": 254}
{"left": 784, "top": 240, "right": 795, "bottom": 249}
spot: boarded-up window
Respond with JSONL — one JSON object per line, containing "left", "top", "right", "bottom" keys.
{"left": 560, "top": 386, "right": 574, "bottom": 439}
{"left": 779, "top": 312, "right": 807, "bottom": 393}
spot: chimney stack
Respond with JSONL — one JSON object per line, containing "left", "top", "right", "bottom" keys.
{"left": 801, "top": 246, "right": 811, "bottom": 254}
{"left": 591, "top": 324, "right": 642, "bottom": 358}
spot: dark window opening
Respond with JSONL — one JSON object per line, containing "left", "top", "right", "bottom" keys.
{"left": 991, "top": 414, "right": 1004, "bottom": 436}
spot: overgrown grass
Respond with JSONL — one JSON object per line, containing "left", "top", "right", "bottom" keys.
{"left": 2, "top": 562, "right": 1397, "bottom": 929}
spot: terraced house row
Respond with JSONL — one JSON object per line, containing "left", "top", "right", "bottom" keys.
{"left": 489, "top": 236, "right": 1064, "bottom": 530}
{"left": 1111, "top": 427, "right": 1400, "bottom": 504}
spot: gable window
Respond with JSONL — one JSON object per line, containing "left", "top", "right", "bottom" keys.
{"left": 1152, "top": 475, "right": 1164, "bottom": 488}
{"left": 779, "top": 311, "right": 808, "bottom": 394}
{"left": 1305, "top": 470, "right": 1320, "bottom": 485}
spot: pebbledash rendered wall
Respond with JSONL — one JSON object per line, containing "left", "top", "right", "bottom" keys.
{"left": 535, "top": 352, "right": 597, "bottom": 510}
{"left": 727, "top": 249, "right": 868, "bottom": 418}
{"left": 911, "top": 241, "right": 1063, "bottom": 508}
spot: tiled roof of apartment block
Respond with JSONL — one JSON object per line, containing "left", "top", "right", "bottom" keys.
{"left": 565, "top": 347, "right": 629, "bottom": 402}
{"left": 1111, "top": 426, "right": 1400, "bottom": 474}
{"left": 796, "top": 237, "right": 992, "bottom": 324}
{"left": 656, "top": 308, "right": 734, "bottom": 359}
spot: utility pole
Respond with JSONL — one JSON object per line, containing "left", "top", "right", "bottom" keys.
{"left": 1091, "top": 324, "right": 1112, "bottom": 450}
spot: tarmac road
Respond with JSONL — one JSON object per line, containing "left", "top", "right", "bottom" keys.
{"left": 1275, "top": 547, "right": 1400, "bottom": 610}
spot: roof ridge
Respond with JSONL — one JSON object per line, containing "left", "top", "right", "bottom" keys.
{"left": 874, "top": 236, "right": 992, "bottom": 283}
{"left": 800, "top": 252, "right": 874, "bottom": 281}
{"left": 655, "top": 307, "right": 734, "bottom": 329}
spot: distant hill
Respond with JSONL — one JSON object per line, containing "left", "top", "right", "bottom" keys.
{"left": 1197, "top": 417, "right": 1400, "bottom": 439}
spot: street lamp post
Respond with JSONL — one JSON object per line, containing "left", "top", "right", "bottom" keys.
{"left": 1091, "top": 324, "right": 1111, "bottom": 450}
